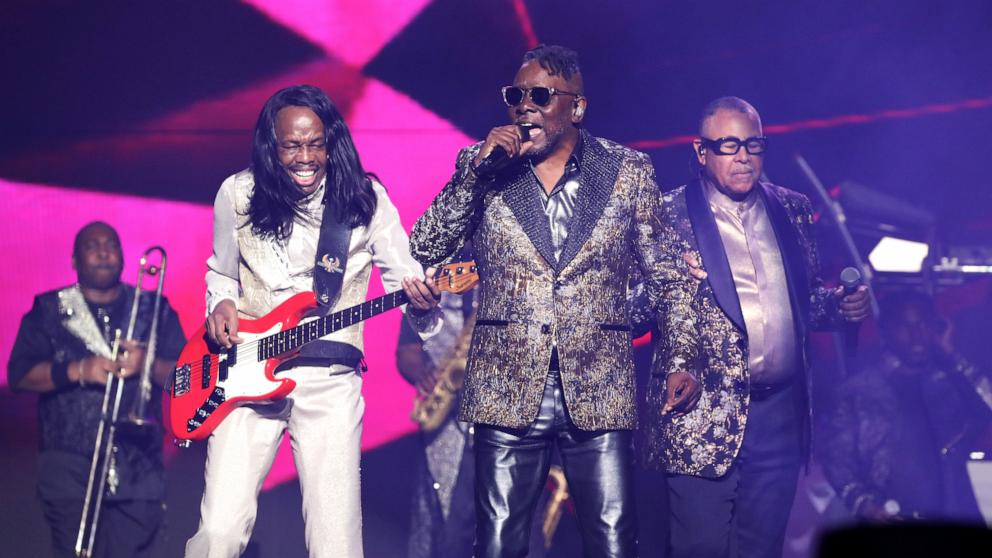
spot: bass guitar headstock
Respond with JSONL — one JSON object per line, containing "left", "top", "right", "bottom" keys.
{"left": 435, "top": 261, "right": 479, "bottom": 294}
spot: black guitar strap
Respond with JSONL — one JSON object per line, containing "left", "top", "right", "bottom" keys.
{"left": 312, "top": 195, "right": 352, "bottom": 309}
{"left": 295, "top": 187, "right": 363, "bottom": 368}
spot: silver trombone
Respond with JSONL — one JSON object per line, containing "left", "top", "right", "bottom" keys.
{"left": 75, "top": 246, "right": 167, "bottom": 558}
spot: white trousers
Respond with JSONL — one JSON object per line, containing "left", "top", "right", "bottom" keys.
{"left": 184, "top": 367, "right": 365, "bottom": 558}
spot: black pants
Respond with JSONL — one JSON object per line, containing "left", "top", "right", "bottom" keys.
{"left": 473, "top": 370, "right": 637, "bottom": 558}
{"left": 667, "top": 381, "right": 803, "bottom": 558}
{"left": 41, "top": 497, "right": 163, "bottom": 558}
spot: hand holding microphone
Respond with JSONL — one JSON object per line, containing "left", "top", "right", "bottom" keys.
{"left": 837, "top": 267, "right": 871, "bottom": 323}
{"left": 837, "top": 266, "right": 871, "bottom": 355}
{"left": 472, "top": 124, "right": 533, "bottom": 176}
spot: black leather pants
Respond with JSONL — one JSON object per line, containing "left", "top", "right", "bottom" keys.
{"left": 473, "top": 370, "right": 637, "bottom": 558}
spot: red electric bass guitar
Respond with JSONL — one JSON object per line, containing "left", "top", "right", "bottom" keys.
{"left": 165, "top": 261, "right": 478, "bottom": 443}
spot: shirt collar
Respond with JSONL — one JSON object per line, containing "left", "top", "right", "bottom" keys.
{"left": 569, "top": 131, "right": 585, "bottom": 170}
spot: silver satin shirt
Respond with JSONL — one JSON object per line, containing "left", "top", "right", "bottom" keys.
{"left": 531, "top": 146, "right": 582, "bottom": 262}
{"left": 705, "top": 180, "right": 798, "bottom": 385}
{"left": 530, "top": 144, "right": 581, "bottom": 362}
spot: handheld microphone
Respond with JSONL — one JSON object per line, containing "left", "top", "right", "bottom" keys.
{"left": 473, "top": 124, "right": 531, "bottom": 176}
{"left": 840, "top": 266, "right": 862, "bottom": 295}
{"left": 839, "top": 266, "right": 862, "bottom": 355}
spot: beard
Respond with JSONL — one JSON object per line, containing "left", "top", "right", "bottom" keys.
{"left": 524, "top": 125, "right": 567, "bottom": 163}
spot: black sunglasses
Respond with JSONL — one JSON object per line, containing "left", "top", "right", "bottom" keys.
{"left": 501, "top": 86, "right": 581, "bottom": 107}
{"left": 700, "top": 136, "right": 769, "bottom": 156}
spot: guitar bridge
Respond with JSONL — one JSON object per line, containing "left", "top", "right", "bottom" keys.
{"left": 173, "top": 364, "right": 191, "bottom": 397}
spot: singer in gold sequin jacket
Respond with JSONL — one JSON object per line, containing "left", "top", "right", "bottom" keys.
{"left": 409, "top": 128, "right": 678, "bottom": 432}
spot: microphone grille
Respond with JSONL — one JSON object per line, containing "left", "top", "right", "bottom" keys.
{"left": 840, "top": 266, "right": 861, "bottom": 288}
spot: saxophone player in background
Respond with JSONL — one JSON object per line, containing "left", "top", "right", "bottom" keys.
{"left": 397, "top": 279, "right": 563, "bottom": 557}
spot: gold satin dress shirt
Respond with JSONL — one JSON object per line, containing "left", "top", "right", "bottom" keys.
{"left": 704, "top": 180, "right": 798, "bottom": 385}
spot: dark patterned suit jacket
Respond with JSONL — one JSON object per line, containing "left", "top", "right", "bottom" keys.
{"left": 410, "top": 129, "right": 679, "bottom": 431}
{"left": 641, "top": 179, "right": 844, "bottom": 477}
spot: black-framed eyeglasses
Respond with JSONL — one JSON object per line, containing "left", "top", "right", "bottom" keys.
{"left": 501, "top": 86, "right": 581, "bottom": 107}
{"left": 701, "top": 136, "right": 768, "bottom": 156}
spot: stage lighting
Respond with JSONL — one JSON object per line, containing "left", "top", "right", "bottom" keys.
{"left": 826, "top": 180, "right": 938, "bottom": 284}
{"left": 868, "top": 236, "right": 930, "bottom": 273}
{"left": 833, "top": 183, "right": 992, "bottom": 284}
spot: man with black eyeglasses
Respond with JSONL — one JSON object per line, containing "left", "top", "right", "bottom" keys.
{"left": 409, "top": 44, "right": 682, "bottom": 558}
{"left": 634, "top": 96, "right": 870, "bottom": 557}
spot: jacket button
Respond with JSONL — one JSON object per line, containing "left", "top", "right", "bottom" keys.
{"left": 541, "top": 324, "right": 551, "bottom": 334}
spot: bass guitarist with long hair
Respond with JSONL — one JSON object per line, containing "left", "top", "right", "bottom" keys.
{"left": 184, "top": 85, "right": 441, "bottom": 558}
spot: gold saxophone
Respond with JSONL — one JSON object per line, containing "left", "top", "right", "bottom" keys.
{"left": 410, "top": 312, "right": 476, "bottom": 432}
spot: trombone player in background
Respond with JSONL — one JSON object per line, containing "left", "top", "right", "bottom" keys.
{"left": 7, "top": 221, "right": 187, "bottom": 558}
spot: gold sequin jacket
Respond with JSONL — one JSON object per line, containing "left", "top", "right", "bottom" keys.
{"left": 409, "top": 130, "right": 679, "bottom": 431}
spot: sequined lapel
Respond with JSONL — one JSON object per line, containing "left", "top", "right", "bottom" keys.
{"left": 500, "top": 162, "right": 558, "bottom": 270}
{"left": 685, "top": 179, "right": 746, "bottom": 334}
{"left": 57, "top": 285, "right": 114, "bottom": 358}
{"left": 555, "top": 130, "right": 623, "bottom": 274}
{"left": 758, "top": 182, "right": 810, "bottom": 333}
